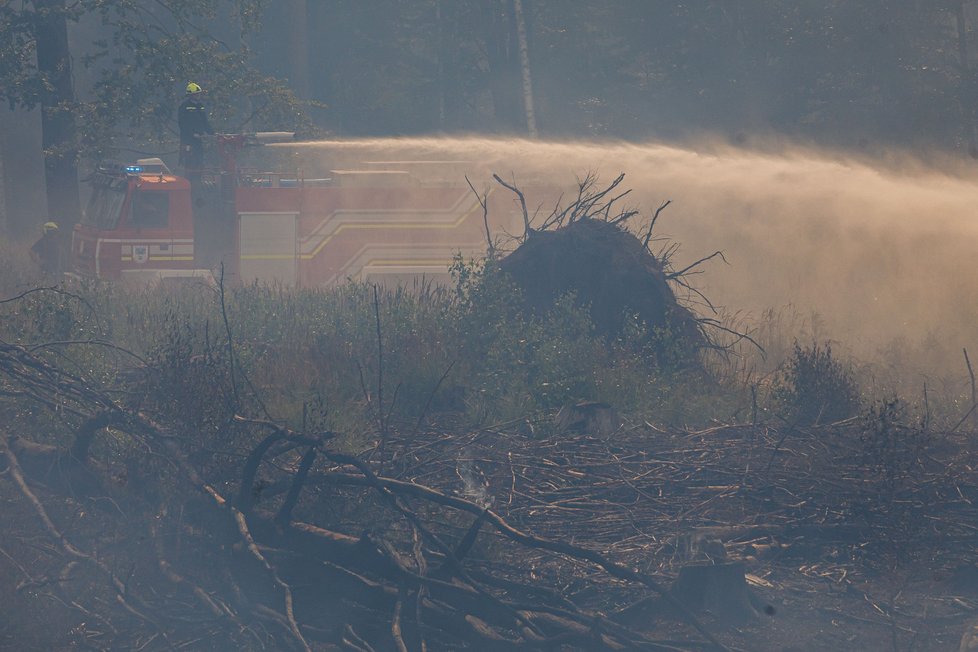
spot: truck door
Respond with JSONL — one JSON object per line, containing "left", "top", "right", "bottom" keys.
{"left": 238, "top": 212, "right": 299, "bottom": 285}
{"left": 126, "top": 188, "right": 174, "bottom": 276}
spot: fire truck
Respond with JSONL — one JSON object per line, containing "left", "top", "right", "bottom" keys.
{"left": 71, "top": 133, "right": 525, "bottom": 286}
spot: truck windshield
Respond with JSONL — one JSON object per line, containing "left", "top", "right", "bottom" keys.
{"left": 83, "top": 181, "right": 127, "bottom": 229}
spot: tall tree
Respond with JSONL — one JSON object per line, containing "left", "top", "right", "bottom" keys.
{"left": 287, "top": 0, "right": 310, "bottom": 99}
{"left": 33, "top": 0, "right": 79, "bottom": 226}
{"left": 0, "top": 1, "right": 81, "bottom": 232}
{"left": 953, "top": 0, "right": 978, "bottom": 155}
{"left": 84, "top": 0, "right": 306, "bottom": 156}
{"left": 512, "top": 0, "right": 537, "bottom": 136}
{"left": 0, "top": 0, "right": 306, "bottom": 235}
{"left": 0, "top": 126, "right": 6, "bottom": 233}
{"left": 482, "top": 0, "right": 523, "bottom": 131}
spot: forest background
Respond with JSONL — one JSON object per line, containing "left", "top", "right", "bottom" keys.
{"left": 4, "top": 1, "right": 978, "bottom": 235}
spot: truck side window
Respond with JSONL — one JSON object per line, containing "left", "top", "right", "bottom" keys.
{"left": 131, "top": 191, "right": 169, "bottom": 229}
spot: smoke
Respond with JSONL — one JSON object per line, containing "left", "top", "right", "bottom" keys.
{"left": 456, "top": 455, "right": 492, "bottom": 509}
{"left": 285, "top": 136, "right": 978, "bottom": 371}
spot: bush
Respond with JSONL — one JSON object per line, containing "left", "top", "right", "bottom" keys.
{"left": 450, "top": 256, "right": 733, "bottom": 427}
{"left": 773, "top": 341, "right": 860, "bottom": 425}
{"left": 858, "top": 398, "right": 931, "bottom": 503}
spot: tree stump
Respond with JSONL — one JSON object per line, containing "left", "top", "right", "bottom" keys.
{"left": 555, "top": 401, "right": 621, "bottom": 437}
{"left": 961, "top": 618, "right": 978, "bottom": 652}
{"left": 670, "top": 561, "right": 757, "bottom": 625}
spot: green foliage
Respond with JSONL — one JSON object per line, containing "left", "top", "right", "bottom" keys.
{"left": 83, "top": 0, "right": 311, "bottom": 157}
{"left": 0, "top": 4, "right": 71, "bottom": 110}
{"left": 1, "top": 1, "right": 975, "bottom": 162}
{"left": 138, "top": 310, "right": 235, "bottom": 439}
{"left": 238, "top": 0, "right": 967, "bottom": 146}
{"left": 773, "top": 341, "right": 861, "bottom": 425}
{"left": 0, "top": 260, "right": 750, "bottom": 452}
{"left": 0, "top": 1, "right": 309, "bottom": 164}
{"left": 2, "top": 0, "right": 976, "bottom": 185}
{"left": 450, "top": 256, "right": 721, "bottom": 426}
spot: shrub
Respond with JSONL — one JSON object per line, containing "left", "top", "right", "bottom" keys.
{"left": 858, "top": 398, "right": 931, "bottom": 502}
{"left": 773, "top": 341, "right": 860, "bottom": 425}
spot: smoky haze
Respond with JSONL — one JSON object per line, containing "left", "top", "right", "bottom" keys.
{"left": 287, "top": 136, "right": 978, "bottom": 362}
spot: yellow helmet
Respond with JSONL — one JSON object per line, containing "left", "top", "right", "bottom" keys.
{"left": 186, "top": 82, "right": 202, "bottom": 94}
{"left": 43, "top": 222, "right": 59, "bottom": 233}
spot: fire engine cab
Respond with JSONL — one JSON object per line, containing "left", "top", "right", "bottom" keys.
{"left": 71, "top": 133, "right": 520, "bottom": 286}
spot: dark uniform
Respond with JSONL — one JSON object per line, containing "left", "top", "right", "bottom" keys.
{"left": 30, "top": 225, "right": 63, "bottom": 276}
{"left": 178, "top": 89, "right": 214, "bottom": 171}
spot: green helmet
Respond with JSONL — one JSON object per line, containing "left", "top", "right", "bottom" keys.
{"left": 43, "top": 222, "right": 59, "bottom": 233}
{"left": 186, "top": 82, "right": 202, "bottom": 94}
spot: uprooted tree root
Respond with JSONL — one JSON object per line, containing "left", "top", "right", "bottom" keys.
{"left": 482, "top": 173, "right": 757, "bottom": 366}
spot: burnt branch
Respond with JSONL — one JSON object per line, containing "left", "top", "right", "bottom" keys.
{"left": 665, "top": 251, "right": 728, "bottom": 281}
{"left": 643, "top": 200, "right": 672, "bottom": 249}
{"left": 70, "top": 410, "right": 118, "bottom": 462}
{"left": 465, "top": 175, "right": 494, "bottom": 256}
{"left": 275, "top": 445, "right": 318, "bottom": 526}
{"left": 492, "top": 173, "right": 533, "bottom": 239}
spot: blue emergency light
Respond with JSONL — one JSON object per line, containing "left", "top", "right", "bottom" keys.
{"left": 124, "top": 165, "right": 144, "bottom": 173}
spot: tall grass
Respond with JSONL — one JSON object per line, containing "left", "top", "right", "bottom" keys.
{"left": 1, "top": 244, "right": 973, "bottom": 451}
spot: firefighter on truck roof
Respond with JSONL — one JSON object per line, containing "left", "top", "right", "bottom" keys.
{"left": 178, "top": 82, "right": 214, "bottom": 173}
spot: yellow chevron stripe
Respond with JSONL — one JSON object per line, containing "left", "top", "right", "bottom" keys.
{"left": 302, "top": 195, "right": 488, "bottom": 260}
{"left": 363, "top": 259, "right": 453, "bottom": 267}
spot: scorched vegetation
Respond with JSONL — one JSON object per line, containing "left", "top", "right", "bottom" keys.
{"left": 1, "top": 181, "right": 977, "bottom": 652}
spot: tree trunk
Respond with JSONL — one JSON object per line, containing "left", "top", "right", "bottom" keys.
{"left": 288, "top": 0, "right": 310, "bottom": 99}
{"left": 32, "top": 0, "right": 81, "bottom": 227}
{"left": 512, "top": 0, "right": 537, "bottom": 137}
{"left": 482, "top": 0, "right": 521, "bottom": 130}
{"left": 436, "top": 0, "right": 447, "bottom": 127}
{"left": 436, "top": 0, "right": 464, "bottom": 130}
{"left": 0, "top": 131, "right": 7, "bottom": 234}
{"left": 954, "top": 1, "right": 978, "bottom": 157}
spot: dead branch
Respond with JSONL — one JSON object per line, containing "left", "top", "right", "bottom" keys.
{"left": 392, "top": 587, "right": 409, "bottom": 652}
{"left": 323, "top": 450, "right": 551, "bottom": 642}
{"left": 696, "top": 317, "right": 765, "bottom": 356}
{"left": 665, "top": 251, "right": 728, "bottom": 281}
{"left": 465, "top": 175, "right": 494, "bottom": 257}
{"left": 71, "top": 410, "right": 117, "bottom": 462}
{"left": 1, "top": 434, "right": 155, "bottom": 627}
{"left": 232, "top": 509, "right": 311, "bottom": 652}
{"left": 312, "top": 467, "right": 729, "bottom": 651}
{"left": 0, "top": 317, "right": 744, "bottom": 651}
{"left": 966, "top": 348, "right": 976, "bottom": 420}
{"left": 217, "top": 264, "right": 240, "bottom": 409}
{"left": 642, "top": 200, "right": 671, "bottom": 248}
{"left": 492, "top": 173, "right": 533, "bottom": 239}
{"left": 275, "top": 445, "right": 317, "bottom": 525}
{"left": 238, "top": 431, "right": 285, "bottom": 512}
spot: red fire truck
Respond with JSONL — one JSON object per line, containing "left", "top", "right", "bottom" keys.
{"left": 71, "top": 133, "right": 525, "bottom": 286}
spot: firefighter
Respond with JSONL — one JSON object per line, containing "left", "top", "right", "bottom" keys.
{"left": 30, "top": 222, "right": 63, "bottom": 276}
{"left": 178, "top": 82, "right": 214, "bottom": 172}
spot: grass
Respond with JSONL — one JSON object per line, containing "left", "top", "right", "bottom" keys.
{"left": 1, "top": 235, "right": 975, "bottom": 454}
